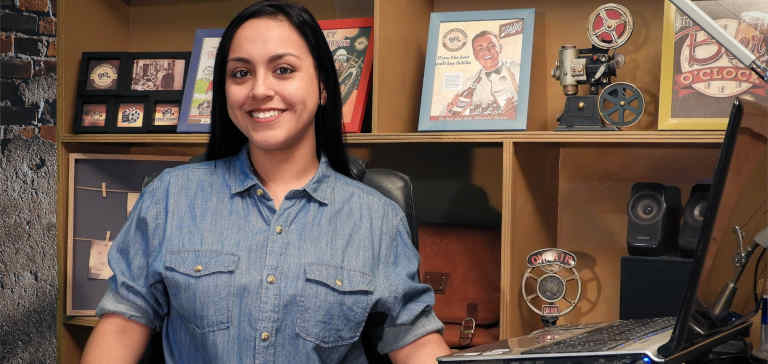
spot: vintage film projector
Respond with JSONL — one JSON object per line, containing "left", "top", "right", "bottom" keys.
{"left": 551, "top": 3, "right": 645, "bottom": 131}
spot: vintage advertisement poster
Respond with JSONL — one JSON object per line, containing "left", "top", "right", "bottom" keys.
{"left": 660, "top": 1, "right": 768, "bottom": 129}
{"left": 428, "top": 19, "right": 524, "bottom": 121}
{"left": 187, "top": 37, "right": 220, "bottom": 125}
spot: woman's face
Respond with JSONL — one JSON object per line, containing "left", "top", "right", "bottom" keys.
{"left": 225, "top": 16, "right": 321, "bottom": 154}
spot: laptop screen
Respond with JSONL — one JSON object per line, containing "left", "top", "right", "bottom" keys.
{"left": 662, "top": 97, "right": 767, "bottom": 356}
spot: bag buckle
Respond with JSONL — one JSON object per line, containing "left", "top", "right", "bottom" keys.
{"left": 423, "top": 272, "right": 449, "bottom": 294}
{"left": 459, "top": 317, "right": 476, "bottom": 346}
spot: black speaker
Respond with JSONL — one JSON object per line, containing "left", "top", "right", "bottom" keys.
{"left": 679, "top": 184, "right": 711, "bottom": 257}
{"left": 620, "top": 256, "right": 693, "bottom": 320}
{"left": 627, "top": 182, "right": 682, "bottom": 256}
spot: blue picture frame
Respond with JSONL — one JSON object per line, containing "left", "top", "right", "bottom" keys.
{"left": 418, "top": 9, "right": 535, "bottom": 131}
{"left": 177, "top": 29, "right": 224, "bottom": 133}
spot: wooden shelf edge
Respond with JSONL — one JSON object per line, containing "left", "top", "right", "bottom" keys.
{"left": 344, "top": 131, "right": 725, "bottom": 143}
{"left": 64, "top": 316, "right": 99, "bottom": 327}
{"left": 60, "top": 134, "right": 210, "bottom": 144}
{"left": 59, "top": 131, "right": 725, "bottom": 144}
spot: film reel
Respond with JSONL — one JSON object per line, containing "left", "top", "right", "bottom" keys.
{"left": 587, "top": 3, "right": 634, "bottom": 50}
{"left": 598, "top": 81, "right": 645, "bottom": 128}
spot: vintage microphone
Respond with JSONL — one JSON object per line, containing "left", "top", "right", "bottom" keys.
{"left": 709, "top": 225, "right": 768, "bottom": 325}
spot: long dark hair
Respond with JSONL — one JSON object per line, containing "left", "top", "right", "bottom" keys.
{"left": 205, "top": 0, "right": 350, "bottom": 177}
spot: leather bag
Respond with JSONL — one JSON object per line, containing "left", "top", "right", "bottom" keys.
{"left": 418, "top": 224, "right": 501, "bottom": 348}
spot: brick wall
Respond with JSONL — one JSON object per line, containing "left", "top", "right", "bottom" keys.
{"left": 1, "top": 0, "right": 56, "bottom": 141}
{"left": 0, "top": 0, "right": 57, "bottom": 363}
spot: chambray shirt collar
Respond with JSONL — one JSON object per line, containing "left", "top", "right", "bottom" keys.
{"left": 227, "top": 145, "right": 333, "bottom": 204}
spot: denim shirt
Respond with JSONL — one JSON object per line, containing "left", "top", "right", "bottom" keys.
{"left": 96, "top": 147, "right": 443, "bottom": 364}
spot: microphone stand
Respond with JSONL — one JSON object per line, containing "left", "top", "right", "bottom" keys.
{"left": 709, "top": 226, "right": 768, "bottom": 326}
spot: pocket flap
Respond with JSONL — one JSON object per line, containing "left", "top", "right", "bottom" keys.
{"left": 304, "top": 263, "right": 373, "bottom": 293}
{"left": 166, "top": 250, "right": 239, "bottom": 277}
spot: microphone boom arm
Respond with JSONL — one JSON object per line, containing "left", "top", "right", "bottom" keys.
{"left": 668, "top": 0, "right": 768, "bottom": 82}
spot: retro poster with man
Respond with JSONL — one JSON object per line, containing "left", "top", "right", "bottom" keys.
{"left": 659, "top": 1, "right": 768, "bottom": 129}
{"left": 418, "top": 10, "right": 535, "bottom": 131}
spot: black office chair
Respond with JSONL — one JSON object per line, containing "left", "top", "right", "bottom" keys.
{"left": 140, "top": 157, "right": 418, "bottom": 364}
{"left": 349, "top": 157, "right": 418, "bottom": 364}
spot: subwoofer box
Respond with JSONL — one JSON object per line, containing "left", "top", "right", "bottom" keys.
{"left": 620, "top": 255, "right": 693, "bottom": 320}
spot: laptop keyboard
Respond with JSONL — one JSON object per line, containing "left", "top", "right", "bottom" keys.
{"left": 521, "top": 316, "right": 676, "bottom": 354}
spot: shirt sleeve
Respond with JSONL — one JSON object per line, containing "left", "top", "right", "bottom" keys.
{"left": 373, "top": 206, "right": 444, "bottom": 353}
{"left": 95, "top": 173, "right": 169, "bottom": 331}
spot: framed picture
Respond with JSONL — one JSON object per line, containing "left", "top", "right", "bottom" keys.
{"left": 151, "top": 99, "right": 181, "bottom": 129}
{"left": 115, "top": 100, "right": 147, "bottom": 130}
{"left": 74, "top": 98, "right": 113, "bottom": 133}
{"left": 75, "top": 52, "right": 190, "bottom": 134}
{"left": 79, "top": 53, "right": 125, "bottom": 94}
{"left": 658, "top": 1, "right": 768, "bottom": 130}
{"left": 319, "top": 18, "right": 374, "bottom": 133}
{"left": 129, "top": 52, "right": 189, "bottom": 92}
{"left": 178, "top": 29, "right": 224, "bottom": 133}
{"left": 66, "top": 153, "right": 189, "bottom": 315}
{"left": 417, "top": 9, "right": 535, "bottom": 131}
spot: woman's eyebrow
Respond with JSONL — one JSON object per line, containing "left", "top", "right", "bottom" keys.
{"left": 227, "top": 52, "right": 300, "bottom": 65}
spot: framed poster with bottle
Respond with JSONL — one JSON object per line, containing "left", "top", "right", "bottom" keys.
{"left": 417, "top": 9, "right": 535, "bottom": 131}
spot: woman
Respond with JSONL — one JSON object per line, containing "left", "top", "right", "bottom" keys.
{"left": 81, "top": 1, "right": 450, "bottom": 363}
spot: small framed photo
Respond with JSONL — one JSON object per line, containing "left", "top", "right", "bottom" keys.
{"left": 79, "top": 53, "right": 128, "bottom": 94}
{"left": 115, "top": 100, "right": 147, "bottom": 130}
{"left": 418, "top": 9, "right": 535, "bottom": 131}
{"left": 658, "top": 1, "right": 768, "bottom": 130}
{"left": 148, "top": 96, "right": 181, "bottom": 133}
{"left": 86, "top": 59, "right": 121, "bottom": 91}
{"left": 74, "top": 98, "right": 114, "bottom": 133}
{"left": 319, "top": 18, "right": 374, "bottom": 133}
{"left": 178, "top": 29, "right": 224, "bottom": 133}
{"left": 129, "top": 53, "right": 189, "bottom": 92}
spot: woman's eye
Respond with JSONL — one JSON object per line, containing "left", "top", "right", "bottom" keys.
{"left": 231, "top": 69, "right": 249, "bottom": 78}
{"left": 275, "top": 66, "right": 295, "bottom": 76}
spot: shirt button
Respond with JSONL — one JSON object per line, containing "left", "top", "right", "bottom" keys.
{"left": 260, "top": 332, "right": 270, "bottom": 341}
{"left": 275, "top": 225, "right": 283, "bottom": 234}
{"left": 256, "top": 188, "right": 264, "bottom": 196}
{"left": 266, "top": 274, "right": 276, "bottom": 284}
{"left": 335, "top": 279, "right": 343, "bottom": 287}
{"left": 193, "top": 265, "right": 203, "bottom": 273}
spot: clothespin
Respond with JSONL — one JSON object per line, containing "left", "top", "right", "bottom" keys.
{"left": 101, "top": 182, "right": 107, "bottom": 198}
{"left": 105, "top": 231, "right": 111, "bottom": 242}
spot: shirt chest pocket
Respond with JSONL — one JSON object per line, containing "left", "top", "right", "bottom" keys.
{"left": 164, "top": 250, "right": 239, "bottom": 333}
{"left": 297, "top": 263, "right": 374, "bottom": 347}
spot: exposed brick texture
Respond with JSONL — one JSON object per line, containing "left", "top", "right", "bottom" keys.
{"left": 0, "top": 2, "right": 57, "bottom": 362}
{"left": 0, "top": 13, "right": 38, "bottom": 34}
{"left": 18, "top": 0, "right": 49, "bottom": 12}
{"left": 47, "top": 39, "right": 55, "bottom": 57}
{"left": 1, "top": 58, "right": 33, "bottom": 79}
{"left": 33, "top": 60, "right": 57, "bottom": 77}
{"left": 39, "top": 18, "right": 55, "bottom": 35}
{"left": 1, "top": 79, "right": 23, "bottom": 106}
{"left": 0, "top": 105, "right": 38, "bottom": 125}
{"left": 18, "top": 126, "right": 36, "bottom": 139}
{"left": 39, "top": 125, "right": 55, "bottom": 142}
{"left": 0, "top": 33, "right": 12, "bottom": 55}
{"left": 14, "top": 36, "right": 46, "bottom": 57}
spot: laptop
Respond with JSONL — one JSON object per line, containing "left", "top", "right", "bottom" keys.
{"left": 438, "top": 95, "right": 768, "bottom": 364}
{"left": 438, "top": 3, "right": 768, "bottom": 359}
